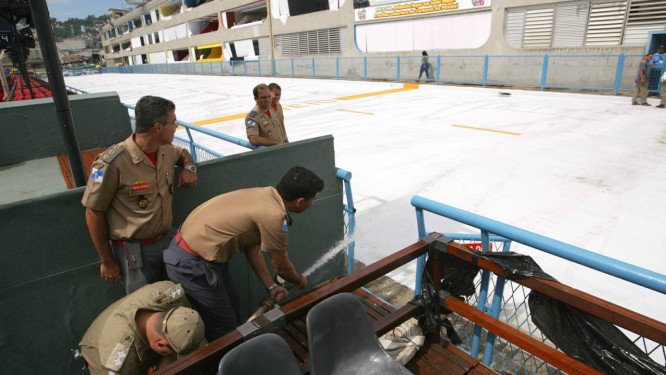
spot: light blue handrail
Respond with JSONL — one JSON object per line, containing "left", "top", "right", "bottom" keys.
{"left": 336, "top": 168, "right": 356, "bottom": 275}
{"left": 122, "top": 103, "right": 257, "bottom": 158}
{"left": 410, "top": 195, "right": 666, "bottom": 294}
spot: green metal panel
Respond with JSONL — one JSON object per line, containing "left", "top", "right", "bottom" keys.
{"left": 0, "top": 92, "right": 131, "bottom": 166}
{"left": 0, "top": 135, "right": 343, "bottom": 373}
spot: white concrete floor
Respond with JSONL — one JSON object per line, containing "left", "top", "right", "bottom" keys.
{"left": 65, "top": 73, "right": 666, "bottom": 322}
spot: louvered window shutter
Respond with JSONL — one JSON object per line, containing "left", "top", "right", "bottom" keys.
{"left": 553, "top": 2, "right": 590, "bottom": 47}
{"left": 505, "top": 8, "right": 526, "bottom": 48}
{"left": 524, "top": 7, "right": 555, "bottom": 47}
{"left": 586, "top": 1, "right": 627, "bottom": 45}
{"left": 624, "top": 0, "right": 666, "bottom": 45}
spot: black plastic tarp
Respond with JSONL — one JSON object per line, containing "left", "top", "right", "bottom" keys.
{"left": 432, "top": 248, "right": 666, "bottom": 374}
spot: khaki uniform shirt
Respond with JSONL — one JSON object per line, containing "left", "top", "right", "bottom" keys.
{"left": 272, "top": 103, "right": 288, "bottom": 142}
{"left": 180, "top": 187, "right": 291, "bottom": 263}
{"left": 245, "top": 105, "right": 287, "bottom": 144}
{"left": 79, "top": 281, "right": 200, "bottom": 375}
{"left": 81, "top": 135, "right": 183, "bottom": 240}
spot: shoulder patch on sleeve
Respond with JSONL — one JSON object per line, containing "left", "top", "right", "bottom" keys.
{"left": 98, "top": 144, "right": 126, "bottom": 164}
{"left": 246, "top": 119, "right": 257, "bottom": 128}
{"left": 103, "top": 334, "right": 134, "bottom": 371}
{"left": 249, "top": 110, "right": 257, "bottom": 117}
{"left": 281, "top": 219, "right": 289, "bottom": 232}
{"left": 154, "top": 283, "right": 185, "bottom": 304}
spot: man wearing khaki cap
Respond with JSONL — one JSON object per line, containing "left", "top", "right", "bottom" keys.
{"left": 79, "top": 281, "right": 206, "bottom": 374}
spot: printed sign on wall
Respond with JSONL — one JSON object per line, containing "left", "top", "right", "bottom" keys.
{"left": 355, "top": 0, "right": 491, "bottom": 22}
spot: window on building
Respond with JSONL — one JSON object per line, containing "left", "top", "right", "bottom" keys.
{"left": 505, "top": 0, "right": 666, "bottom": 48}
{"left": 586, "top": 1, "right": 626, "bottom": 46}
{"left": 275, "top": 28, "right": 346, "bottom": 56}
{"left": 624, "top": 0, "right": 666, "bottom": 44}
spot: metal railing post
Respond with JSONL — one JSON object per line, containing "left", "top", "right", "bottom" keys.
{"left": 258, "top": 60, "right": 261, "bottom": 77}
{"left": 364, "top": 56, "right": 368, "bottom": 80}
{"left": 540, "top": 54, "right": 549, "bottom": 91}
{"left": 482, "top": 239, "right": 512, "bottom": 364}
{"left": 482, "top": 55, "right": 489, "bottom": 87}
{"left": 312, "top": 57, "right": 316, "bottom": 79}
{"left": 471, "top": 230, "right": 491, "bottom": 358}
{"left": 436, "top": 55, "right": 441, "bottom": 83}
{"left": 336, "top": 57, "right": 340, "bottom": 79}
{"left": 183, "top": 126, "right": 197, "bottom": 163}
{"left": 414, "top": 207, "right": 427, "bottom": 296}
{"left": 614, "top": 53, "right": 626, "bottom": 95}
{"left": 291, "top": 58, "right": 295, "bottom": 78}
{"left": 397, "top": 56, "right": 401, "bottom": 82}
{"left": 336, "top": 169, "right": 356, "bottom": 275}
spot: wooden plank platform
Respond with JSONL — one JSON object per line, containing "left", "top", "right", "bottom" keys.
{"left": 271, "top": 288, "right": 498, "bottom": 375}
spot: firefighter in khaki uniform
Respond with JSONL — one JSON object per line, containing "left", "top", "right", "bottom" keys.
{"left": 245, "top": 83, "right": 287, "bottom": 146}
{"left": 82, "top": 96, "right": 198, "bottom": 295}
{"left": 268, "top": 82, "right": 289, "bottom": 143}
{"left": 163, "top": 166, "right": 324, "bottom": 341}
{"left": 79, "top": 281, "right": 206, "bottom": 375}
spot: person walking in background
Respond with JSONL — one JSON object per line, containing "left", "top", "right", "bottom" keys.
{"left": 632, "top": 53, "right": 653, "bottom": 106}
{"left": 268, "top": 82, "right": 288, "bottom": 143}
{"left": 418, "top": 51, "right": 430, "bottom": 81}
{"left": 82, "top": 96, "right": 198, "bottom": 294}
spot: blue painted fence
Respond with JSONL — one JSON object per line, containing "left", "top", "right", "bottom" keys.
{"left": 103, "top": 54, "right": 664, "bottom": 95}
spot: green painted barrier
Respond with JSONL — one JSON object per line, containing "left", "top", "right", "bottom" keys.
{"left": 0, "top": 135, "right": 344, "bottom": 373}
{"left": 0, "top": 92, "right": 131, "bottom": 166}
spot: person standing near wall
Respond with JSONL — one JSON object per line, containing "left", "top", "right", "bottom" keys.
{"left": 268, "top": 82, "right": 289, "bottom": 143}
{"left": 632, "top": 53, "right": 653, "bottom": 106}
{"left": 418, "top": 51, "right": 430, "bottom": 81}
{"left": 245, "top": 83, "right": 288, "bottom": 146}
{"left": 649, "top": 46, "right": 666, "bottom": 93}
{"left": 163, "top": 166, "right": 323, "bottom": 341}
{"left": 82, "top": 96, "right": 198, "bottom": 294}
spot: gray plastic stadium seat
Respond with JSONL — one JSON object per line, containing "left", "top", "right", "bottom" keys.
{"left": 306, "top": 293, "right": 412, "bottom": 375}
{"left": 218, "top": 333, "right": 302, "bottom": 375}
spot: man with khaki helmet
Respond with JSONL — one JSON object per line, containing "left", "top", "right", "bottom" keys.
{"left": 79, "top": 281, "right": 206, "bottom": 374}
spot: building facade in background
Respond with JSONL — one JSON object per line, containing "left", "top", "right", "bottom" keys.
{"left": 100, "top": 0, "right": 666, "bottom": 67}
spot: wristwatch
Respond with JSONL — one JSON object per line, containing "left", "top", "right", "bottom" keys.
{"left": 184, "top": 163, "right": 197, "bottom": 173}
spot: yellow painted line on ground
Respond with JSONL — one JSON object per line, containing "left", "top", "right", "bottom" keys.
{"left": 334, "top": 83, "right": 419, "bottom": 101}
{"left": 191, "top": 83, "right": 418, "bottom": 125}
{"left": 336, "top": 108, "right": 375, "bottom": 115}
{"left": 192, "top": 113, "right": 246, "bottom": 126}
{"left": 452, "top": 124, "right": 521, "bottom": 136}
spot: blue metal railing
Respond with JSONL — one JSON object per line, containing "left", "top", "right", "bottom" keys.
{"left": 412, "top": 195, "right": 666, "bottom": 294}
{"left": 410, "top": 194, "right": 666, "bottom": 373}
{"left": 103, "top": 53, "right": 664, "bottom": 94}
{"left": 336, "top": 168, "right": 356, "bottom": 275}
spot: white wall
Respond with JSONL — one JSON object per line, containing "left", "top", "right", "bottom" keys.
{"left": 149, "top": 51, "right": 167, "bottom": 64}
{"left": 355, "top": 11, "right": 492, "bottom": 52}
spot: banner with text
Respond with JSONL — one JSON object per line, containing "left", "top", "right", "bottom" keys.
{"left": 355, "top": 0, "right": 491, "bottom": 22}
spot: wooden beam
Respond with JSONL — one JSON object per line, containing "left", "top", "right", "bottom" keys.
{"left": 445, "top": 241, "right": 666, "bottom": 346}
{"left": 157, "top": 240, "right": 430, "bottom": 374}
{"left": 442, "top": 295, "right": 602, "bottom": 375}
